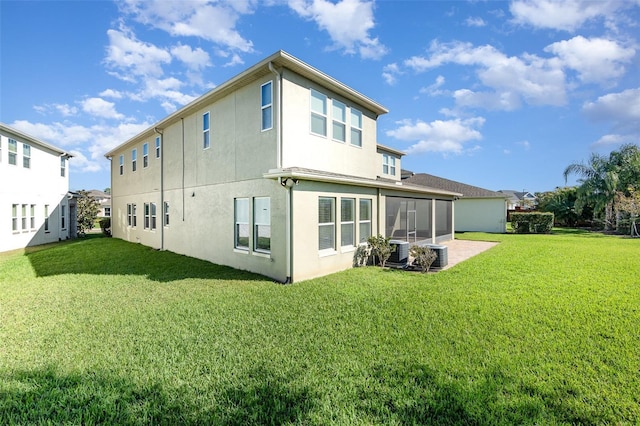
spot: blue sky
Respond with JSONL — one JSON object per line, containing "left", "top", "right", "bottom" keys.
{"left": 1, "top": 0, "right": 638, "bottom": 193}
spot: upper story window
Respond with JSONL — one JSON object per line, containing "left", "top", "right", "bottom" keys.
{"left": 332, "top": 100, "right": 346, "bottom": 143}
{"left": 350, "top": 109, "right": 362, "bottom": 147}
{"left": 119, "top": 155, "right": 124, "bottom": 175}
{"left": 132, "top": 148, "right": 137, "bottom": 172}
{"left": 310, "top": 90, "right": 327, "bottom": 137}
{"left": 23, "top": 144, "right": 31, "bottom": 168}
{"left": 155, "top": 136, "right": 161, "bottom": 158}
{"left": 8, "top": 138, "right": 17, "bottom": 165}
{"left": 383, "top": 153, "right": 396, "bottom": 176}
{"left": 61, "top": 157, "right": 66, "bottom": 177}
{"left": 143, "top": 143, "right": 149, "bottom": 168}
{"left": 261, "top": 81, "right": 273, "bottom": 131}
{"left": 203, "top": 111, "right": 210, "bottom": 149}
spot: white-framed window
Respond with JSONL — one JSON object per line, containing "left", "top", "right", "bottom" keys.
{"left": 155, "top": 136, "right": 161, "bottom": 159}
{"left": 310, "top": 90, "right": 327, "bottom": 137}
{"left": 341, "top": 198, "right": 355, "bottom": 248}
{"left": 144, "top": 203, "right": 150, "bottom": 229}
{"left": 234, "top": 198, "right": 249, "bottom": 250}
{"left": 61, "top": 205, "right": 66, "bottom": 230}
{"left": 254, "top": 197, "right": 271, "bottom": 253}
{"left": 132, "top": 204, "right": 137, "bottom": 227}
{"left": 163, "top": 201, "right": 169, "bottom": 226}
{"left": 359, "top": 199, "right": 372, "bottom": 243}
{"left": 119, "top": 155, "right": 124, "bottom": 175}
{"left": 150, "top": 203, "right": 157, "bottom": 230}
{"left": 332, "top": 100, "right": 346, "bottom": 142}
{"left": 383, "top": 154, "right": 396, "bottom": 176}
{"left": 127, "top": 204, "right": 132, "bottom": 226}
{"left": 8, "top": 138, "right": 17, "bottom": 165}
{"left": 61, "top": 157, "right": 66, "bottom": 177}
{"left": 105, "top": 207, "right": 111, "bottom": 217}
{"left": 143, "top": 143, "right": 149, "bottom": 168}
{"left": 203, "top": 111, "right": 210, "bottom": 149}
{"left": 132, "top": 148, "right": 137, "bottom": 172}
{"left": 127, "top": 203, "right": 137, "bottom": 227}
{"left": 318, "top": 197, "right": 336, "bottom": 251}
{"left": 261, "top": 81, "right": 273, "bottom": 131}
{"left": 350, "top": 109, "right": 362, "bottom": 147}
{"left": 30, "top": 204, "right": 36, "bottom": 230}
{"left": 44, "top": 205, "right": 49, "bottom": 232}
{"left": 23, "top": 144, "right": 31, "bottom": 168}
{"left": 11, "top": 204, "right": 18, "bottom": 232}
{"left": 21, "top": 204, "right": 27, "bottom": 231}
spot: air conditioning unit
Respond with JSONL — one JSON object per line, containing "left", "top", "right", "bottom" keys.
{"left": 426, "top": 244, "right": 448, "bottom": 268}
{"left": 389, "top": 240, "right": 409, "bottom": 265}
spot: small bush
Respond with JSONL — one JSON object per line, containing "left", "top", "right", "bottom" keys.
{"left": 367, "top": 235, "right": 395, "bottom": 268}
{"left": 511, "top": 212, "right": 553, "bottom": 234}
{"left": 410, "top": 245, "right": 437, "bottom": 273}
{"left": 99, "top": 218, "right": 112, "bottom": 237}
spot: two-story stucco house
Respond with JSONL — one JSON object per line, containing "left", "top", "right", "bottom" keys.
{"left": 105, "top": 51, "right": 459, "bottom": 282}
{"left": 0, "top": 123, "right": 74, "bottom": 252}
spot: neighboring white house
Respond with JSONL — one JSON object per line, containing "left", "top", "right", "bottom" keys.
{"left": 87, "top": 189, "right": 111, "bottom": 217}
{"left": 0, "top": 123, "right": 73, "bottom": 252}
{"left": 105, "top": 51, "right": 460, "bottom": 282}
{"left": 498, "top": 190, "right": 537, "bottom": 210}
{"left": 404, "top": 172, "right": 508, "bottom": 233}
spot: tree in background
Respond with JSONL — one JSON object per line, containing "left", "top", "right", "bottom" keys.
{"left": 615, "top": 187, "right": 640, "bottom": 237}
{"left": 563, "top": 144, "right": 640, "bottom": 230}
{"left": 536, "top": 187, "right": 593, "bottom": 227}
{"left": 77, "top": 190, "right": 100, "bottom": 236}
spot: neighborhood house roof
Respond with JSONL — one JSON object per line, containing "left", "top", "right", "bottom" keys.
{"left": 405, "top": 173, "right": 507, "bottom": 199}
{"left": 0, "top": 123, "right": 72, "bottom": 158}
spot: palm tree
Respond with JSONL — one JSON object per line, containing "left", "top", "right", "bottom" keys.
{"left": 564, "top": 144, "right": 640, "bottom": 231}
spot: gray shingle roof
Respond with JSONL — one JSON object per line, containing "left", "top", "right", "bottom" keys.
{"left": 405, "top": 173, "right": 506, "bottom": 198}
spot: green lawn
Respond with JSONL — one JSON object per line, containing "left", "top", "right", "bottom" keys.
{"left": 1, "top": 232, "right": 638, "bottom": 425}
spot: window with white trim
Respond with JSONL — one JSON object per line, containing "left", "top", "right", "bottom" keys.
{"left": 12, "top": 204, "right": 18, "bottom": 232}
{"left": 30, "top": 204, "right": 35, "bottom": 230}
{"left": 23, "top": 144, "right": 31, "bottom": 168}
{"left": 234, "top": 198, "right": 249, "bottom": 250}
{"left": 44, "top": 205, "right": 49, "bottom": 232}
{"left": 61, "top": 205, "right": 66, "bottom": 230}
{"left": 150, "top": 203, "right": 157, "bottom": 230}
{"left": 261, "top": 81, "right": 273, "bottom": 131}
{"left": 143, "top": 143, "right": 149, "bottom": 168}
{"left": 350, "top": 109, "right": 362, "bottom": 147}
{"left": 310, "top": 90, "right": 327, "bottom": 137}
{"left": 127, "top": 203, "right": 137, "bottom": 227}
{"left": 8, "top": 138, "right": 17, "bottom": 165}
{"left": 341, "top": 198, "right": 355, "bottom": 248}
{"left": 105, "top": 207, "right": 111, "bottom": 217}
{"left": 61, "top": 157, "right": 66, "bottom": 177}
{"left": 127, "top": 204, "right": 132, "bottom": 226}
{"left": 144, "top": 203, "right": 150, "bottom": 229}
{"left": 203, "top": 111, "right": 210, "bottom": 149}
{"left": 21, "top": 204, "right": 27, "bottom": 230}
{"left": 254, "top": 197, "right": 271, "bottom": 253}
{"left": 332, "top": 100, "right": 346, "bottom": 142}
{"left": 359, "top": 199, "right": 372, "bottom": 243}
{"left": 119, "top": 155, "right": 124, "bottom": 175}
{"left": 132, "top": 204, "right": 137, "bottom": 227}
{"left": 163, "top": 201, "right": 169, "bottom": 226}
{"left": 383, "top": 154, "right": 396, "bottom": 176}
{"left": 155, "top": 136, "right": 161, "bottom": 158}
{"left": 318, "top": 197, "right": 336, "bottom": 251}
{"left": 132, "top": 148, "right": 137, "bottom": 172}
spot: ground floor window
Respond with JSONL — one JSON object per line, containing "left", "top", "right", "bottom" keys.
{"left": 235, "top": 198, "right": 249, "bottom": 250}
{"left": 12, "top": 204, "right": 18, "bottom": 232}
{"left": 318, "top": 197, "right": 336, "bottom": 251}
{"left": 30, "top": 205, "right": 35, "bottom": 230}
{"left": 144, "top": 203, "right": 150, "bottom": 229}
{"left": 341, "top": 198, "right": 355, "bottom": 248}
{"left": 150, "top": 203, "right": 157, "bottom": 230}
{"left": 61, "top": 205, "right": 66, "bottom": 230}
{"left": 163, "top": 202, "right": 169, "bottom": 226}
{"left": 359, "top": 199, "right": 372, "bottom": 243}
{"left": 21, "top": 204, "right": 27, "bottom": 231}
{"left": 44, "top": 205, "right": 49, "bottom": 232}
{"left": 127, "top": 203, "right": 137, "bottom": 227}
{"left": 254, "top": 197, "right": 271, "bottom": 253}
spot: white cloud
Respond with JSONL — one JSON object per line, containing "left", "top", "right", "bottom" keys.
{"left": 81, "top": 97, "right": 125, "bottom": 120}
{"left": 33, "top": 103, "right": 79, "bottom": 117}
{"left": 419, "top": 75, "right": 447, "bottom": 96}
{"left": 386, "top": 117, "right": 485, "bottom": 154}
{"left": 170, "top": 44, "right": 211, "bottom": 70}
{"left": 583, "top": 87, "right": 640, "bottom": 124}
{"left": 119, "top": 0, "right": 254, "bottom": 53}
{"left": 105, "top": 25, "right": 172, "bottom": 80}
{"left": 465, "top": 17, "right": 486, "bottom": 27}
{"left": 99, "top": 89, "right": 124, "bottom": 99}
{"left": 509, "top": 0, "right": 625, "bottom": 32}
{"left": 404, "top": 41, "right": 567, "bottom": 110}
{"left": 288, "top": 0, "right": 387, "bottom": 59}
{"left": 545, "top": 36, "right": 635, "bottom": 84}
{"left": 382, "top": 63, "right": 401, "bottom": 85}
{"left": 591, "top": 133, "right": 636, "bottom": 148}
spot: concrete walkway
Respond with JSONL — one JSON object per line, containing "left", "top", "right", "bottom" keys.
{"left": 440, "top": 239, "right": 499, "bottom": 270}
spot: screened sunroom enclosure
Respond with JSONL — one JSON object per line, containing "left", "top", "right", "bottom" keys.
{"left": 385, "top": 196, "right": 453, "bottom": 244}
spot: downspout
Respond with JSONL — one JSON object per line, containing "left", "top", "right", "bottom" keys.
{"left": 377, "top": 188, "right": 382, "bottom": 236}
{"left": 269, "top": 62, "right": 291, "bottom": 283}
{"left": 154, "top": 127, "right": 164, "bottom": 250}
{"left": 451, "top": 197, "right": 455, "bottom": 241}
{"left": 431, "top": 198, "right": 436, "bottom": 244}
{"left": 107, "top": 155, "right": 113, "bottom": 237}
{"left": 181, "top": 118, "right": 185, "bottom": 221}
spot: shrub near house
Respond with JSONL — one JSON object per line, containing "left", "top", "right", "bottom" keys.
{"left": 511, "top": 212, "right": 554, "bottom": 234}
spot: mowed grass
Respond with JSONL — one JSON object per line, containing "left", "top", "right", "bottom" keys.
{"left": 1, "top": 232, "right": 638, "bottom": 425}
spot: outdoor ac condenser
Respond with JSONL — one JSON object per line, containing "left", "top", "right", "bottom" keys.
{"left": 389, "top": 240, "right": 409, "bottom": 265}
{"left": 427, "top": 244, "right": 448, "bottom": 268}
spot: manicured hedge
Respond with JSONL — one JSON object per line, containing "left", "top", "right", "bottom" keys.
{"left": 99, "top": 217, "right": 111, "bottom": 237}
{"left": 511, "top": 212, "right": 554, "bottom": 234}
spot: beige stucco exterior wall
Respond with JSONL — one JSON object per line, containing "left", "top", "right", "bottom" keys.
{"left": 455, "top": 198, "right": 507, "bottom": 233}
{"left": 280, "top": 70, "right": 381, "bottom": 179}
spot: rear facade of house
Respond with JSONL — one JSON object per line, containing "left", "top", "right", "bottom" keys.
{"left": 106, "top": 51, "right": 458, "bottom": 282}
{"left": 0, "top": 123, "right": 73, "bottom": 252}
